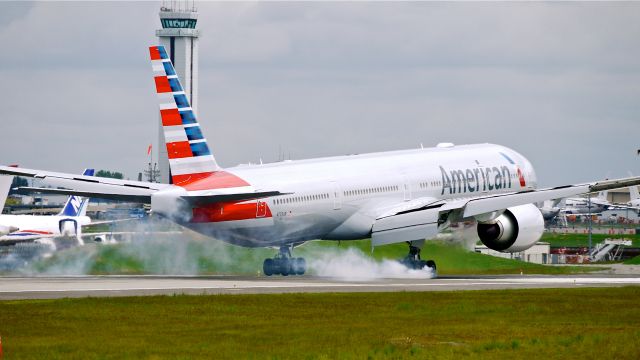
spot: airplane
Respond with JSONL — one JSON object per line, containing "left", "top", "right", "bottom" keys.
{"left": 3, "top": 45, "right": 640, "bottom": 277}
{"left": 560, "top": 191, "right": 610, "bottom": 215}
{"left": 537, "top": 198, "right": 565, "bottom": 221}
{"left": 605, "top": 185, "right": 640, "bottom": 213}
{"left": 628, "top": 185, "right": 640, "bottom": 207}
{"left": 0, "top": 169, "right": 94, "bottom": 246}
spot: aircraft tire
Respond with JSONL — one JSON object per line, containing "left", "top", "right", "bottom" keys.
{"left": 426, "top": 260, "right": 437, "bottom": 277}
{"left": 426, "top": 260, "right": 436, "bottom": 271}
{"left": 263, "top": 258, "right": 274, "bottom": 276}
{"left": 279, "top": 259, "right": 291, "bottom": 276}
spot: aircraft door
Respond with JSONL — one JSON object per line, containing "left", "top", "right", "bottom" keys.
{"left": 331, "top": 182, "right": 342, "bottom": 210}
{"left": 403, "top": 176, "right": 411, "bottom": 201}
{"left": 256, "top": 200, "right": 268, "bottom": 218}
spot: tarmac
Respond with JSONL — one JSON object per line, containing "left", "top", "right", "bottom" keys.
{"left": 1, "top": 274, "right": 639, "bottom": 300}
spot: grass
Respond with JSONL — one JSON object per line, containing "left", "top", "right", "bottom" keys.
{"left": 624, "top": 255, "right": 640, "bottom": 265}
{"left": 20, "top": 238, "right": 600, "bottom": 276}
{"left": 0, "top": 288, "right": 639, "bottom": 359}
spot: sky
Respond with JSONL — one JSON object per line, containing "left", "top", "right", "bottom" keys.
{"left": 0, "top": 1, "right": 639, "bottom": 187}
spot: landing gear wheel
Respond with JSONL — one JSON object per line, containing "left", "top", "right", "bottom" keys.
{"left": 398, "top": 241, "right": 436, "bottom": 277}
{"left": 263, "top": 258, "right": 274, "bottom": 276}
{"left": 279, "top": 259, "right": 291, "bottom": 276}
{"left": 426, "top": 260, "right": 436, "bottom": 272}
{"left": 262, "top": 246, "right": 307, "bottom": 277}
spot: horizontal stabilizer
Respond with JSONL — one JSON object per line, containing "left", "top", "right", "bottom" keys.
{"left": 0, "top": 165, "right": 171, "bottom": 204}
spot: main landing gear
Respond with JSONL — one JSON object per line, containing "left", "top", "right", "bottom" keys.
{"left": 263, "top": 246, "right": 306, "bottom": 276}
{"left": 399, "top": 240, "right": 437, "bottom": 275}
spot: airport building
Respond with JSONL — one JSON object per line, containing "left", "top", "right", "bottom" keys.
{"left": 155, "top": 1, "right": 200, "bottom": 184}
{"left": 476, "top": 242, "right": 551, "bottom": 264}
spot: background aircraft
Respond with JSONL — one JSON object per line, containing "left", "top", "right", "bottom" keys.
{"left": 3, "top": 46, "right": 640, "bottom": 277}
{"left": 606, "top": 185, "right": 640, "bottom": 213}
{"left": 560, "top": 191, "right": 610, "bottom": 215}
{"left": 0, "top": 169, "right": 94, "bottom": 246}
{"left": 537, "top": 198, "right": 566, "bottom": 221}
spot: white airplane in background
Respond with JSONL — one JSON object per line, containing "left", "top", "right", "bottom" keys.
{"left": 560, "top": 191, "right": 610, "bottom": 215}
{"left": 606, "top": 185, "right": 640, "bottom": 212}
{"left": 537, "top": 198, "right": 566, "bottom": 221}
{"left": 628, "top": 185, "right": 640, "bottom": 207}
{"left": 0, "top": 170, "right": 93, "bottom": 245}
{"left": 3, "top": 45, "right": 640, "bottom": 276}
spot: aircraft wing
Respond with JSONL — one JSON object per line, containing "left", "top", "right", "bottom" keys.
{"left": 2, "top": 166, "right": 289, "bottom": 205}
{"left": 606, "top": 204, "right": 640, "bottom": 212}
{"left": 0, "top": 165, "right": 170, "bottom": 203}
{"left": 372, "top": 176, "right": 640, "bottom": 246}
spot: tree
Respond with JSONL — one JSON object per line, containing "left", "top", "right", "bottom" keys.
{"left": 96, "top": 170, "right": 124, "bottom": 179}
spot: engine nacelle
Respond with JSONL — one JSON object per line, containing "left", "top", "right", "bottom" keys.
{"left": 59, "top": 219, "right": 78, "bottom": 237}
{"left": 0, "top": 225, "right": 18, "bottom": 236}
{"left": 476, "top": 203, "right": 544, "bottom": 252}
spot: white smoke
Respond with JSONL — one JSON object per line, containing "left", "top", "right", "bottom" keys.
{"left": 308, "top": 247, "right": 435, "bottom": 280}
{"left": 27, "top": 245, "right": 98, "bottom": 276}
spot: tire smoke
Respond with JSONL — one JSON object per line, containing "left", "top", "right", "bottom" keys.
{"left": 308, "top": 247, "right": 435, "bottom": 280}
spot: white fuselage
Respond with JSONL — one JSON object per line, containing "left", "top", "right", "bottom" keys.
{"left": 154, "top": 143, "right": 537, "bottom": 248}
{"left": 0, "top": 214, "right": 91, "bottom": 242}
{"left": 561, "top": 198, "right": 608, "bottom": 214}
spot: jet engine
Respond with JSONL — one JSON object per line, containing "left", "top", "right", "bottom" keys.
{"left": 476, "top": 203, "right": 544, "bottom": 252}
{"left": 0, "top": 225, "right": 18, "bottom": 236}
{"left": 59, "top": 219, "right": 78, "bottom": 237}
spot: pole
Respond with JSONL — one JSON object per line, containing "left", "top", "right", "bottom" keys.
{"left": 589, "top": 193, "right": 593, "bottom": 254}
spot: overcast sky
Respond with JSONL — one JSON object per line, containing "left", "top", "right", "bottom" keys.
{"left": 0, "top": 1, "right": 639, "bottom": 186}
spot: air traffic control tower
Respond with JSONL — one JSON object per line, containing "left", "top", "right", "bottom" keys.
{"left": 156, "top": 2, "right": 200, "bottom": 184}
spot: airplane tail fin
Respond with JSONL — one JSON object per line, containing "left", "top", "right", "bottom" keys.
{"left": 0, "top": 175, "right": 13, "bottom": 211}
{"left": 149, "top": 45, "right": 220, "bottom": 186}
{"left": 58, "top": 169, "right": 94, "bottom": 217}
{"left": 630, "top": 185, "right": 640, "bottom": 202}
{"left": 627, "top": 171, "right": 640, "bottom": 202}
{"left": 597, "top": 190, "right": 608, "bottom": 202}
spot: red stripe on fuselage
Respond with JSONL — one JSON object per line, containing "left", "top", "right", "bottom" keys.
{"left": 17, "top": 230, "right": 53, "bottom": 235}
{"left": 160, "top": 109, "right": 183, "bottom": 126}
{"left": 154, "top": 76, "right": 172, "bottom": 93}
{"left": 191, "top": 201, "right": 272, "bottom": 223}
{"left": 166, "top": 141, "right": 193, "bottom": 159}
{"left": 173, "top": 171, "right": 250, "bottom": 190}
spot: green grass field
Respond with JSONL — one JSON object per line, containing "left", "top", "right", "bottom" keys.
{"left": 625, "top": 255, "right": 640, "bottom": 265}
{"left": 24, "top": 238, "right": 600, "bottom": 276}
{"left": 1, "top": 288, "right": 639, "bottom": 359}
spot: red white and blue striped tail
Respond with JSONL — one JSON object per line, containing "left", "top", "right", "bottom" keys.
{"left": 149, "top": 45, "right": 220, "bottom": 185}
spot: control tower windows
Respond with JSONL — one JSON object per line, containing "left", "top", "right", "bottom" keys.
{"left": 161, "top": 19, "right": 197, "bottom": 29}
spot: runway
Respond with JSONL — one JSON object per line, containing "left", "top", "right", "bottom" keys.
{"left": 1, "top": 274, "right": 640, "bottom": 300}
